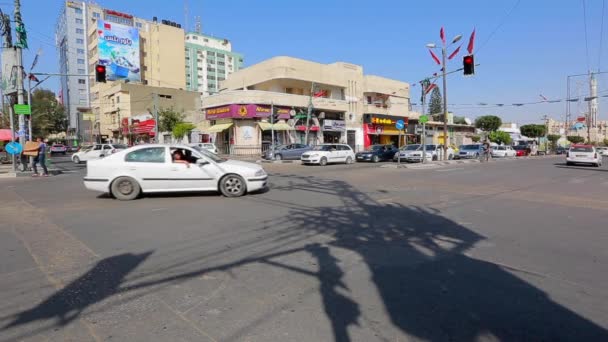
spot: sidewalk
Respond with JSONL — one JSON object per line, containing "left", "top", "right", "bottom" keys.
{"left": 0, "top": 163, "right": 63, "bottom": 178}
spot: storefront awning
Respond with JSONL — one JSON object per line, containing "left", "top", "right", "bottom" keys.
{"left": 258, "top": 122, "right": 273, "bottom": 131}
{"left": 273, "top": 122, "right": 295, "bottom": 131}
{"left": 207, "top": 123, "right": 234, "bottom": 133}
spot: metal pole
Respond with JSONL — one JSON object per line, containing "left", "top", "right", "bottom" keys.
{"left": 27, "top": 76, "right": 33, "bottom": 167}
{"left": 153, "top": 93, "right": 158, "bottom": 143}
{"left": 270, "top": 101, "right": 275, "bottom": 154}
{"left": 8, "top": 103, "right": 16, "bottom": 171}
{"left": 566, "top": 76, "right": 570, "bottom": 137}
{"left": 441, "top": 44, "right": 449, "bottom": 160}
{"left": 422, "top": 123, "right": 426, "bottom": 163}
{"left": 305, "top": 82, "right": 314, "bottom": 145}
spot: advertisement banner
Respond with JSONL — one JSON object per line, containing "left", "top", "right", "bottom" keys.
{"left": 1, "top": 49, "right": 19, "bottom": 95}
{"left": 206, "top": 104, "right": 292, "bottom": 120}
{"left": 97, "top": 20, "right": 141, "bottom": 82}
{"left": 323, "top": 119, "right": 346, "bottom": 131}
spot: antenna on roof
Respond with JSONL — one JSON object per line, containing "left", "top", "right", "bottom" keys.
{"left": 195, "top": 15, "right": 201, "bottom": 34}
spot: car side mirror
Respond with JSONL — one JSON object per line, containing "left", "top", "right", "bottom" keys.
{"left": 196, "top": 159, "right": 209, "bottom": 166}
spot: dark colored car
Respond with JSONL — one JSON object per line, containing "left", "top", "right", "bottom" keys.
{"left": 356, "top": 144, "right": 398, "bottom": 162}
{"left": 556, "top": 146, "right": 567, "bottom": 155}
{"left": 513, "top": 145, "right": 530, "bottom": 157}
{"left": 263, "top": 143, "right": 312, "bottom": 160}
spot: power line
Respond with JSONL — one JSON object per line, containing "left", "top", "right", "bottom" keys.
{"left": 582, "top": 0, "right": 591, "bottom": 72}
{"left": 475, "top": 0, "right": 522, "bottom": 55}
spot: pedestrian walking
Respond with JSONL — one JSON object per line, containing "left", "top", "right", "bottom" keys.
{"left": 30, "top": 137, "right": 49, "bottom": 177}
{"left": 482, "top": 140, "right": 491, "bottom": 162}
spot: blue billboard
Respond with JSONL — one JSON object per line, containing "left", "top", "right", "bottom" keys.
{"left": 97, "top": 20, "right": 141, "bottom": 82}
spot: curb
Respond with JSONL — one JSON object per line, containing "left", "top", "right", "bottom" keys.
{"left": 15, "top": 169, "right": 64, "bottom": 177}
{"left": 257, "top": 160, "right": 296, "bottom": 164}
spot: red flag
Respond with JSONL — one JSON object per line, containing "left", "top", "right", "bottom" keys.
{"left": 440, "top": 27, "right": 445, "bottom": 44}
{"left": 448, "top": 45, "right": 461, "bottom": 60}
{"left": 104, "top": 22, "right": 111, "bottom": 29}
{"left": 28, "top": 73, "right": 40, "bottom": 83}
{"left": 539, "top": 94, "right": 548, "bottom": 101}
{"left": 429, "top": 49, "right": 441, "bottom": 65}
{"left": 424, "top": 83, "right": 437, "bottom": 95}
{"left": 467, "top": 29, "right": 476, "bottom": 54}
{"left": 313, "top": 90, "right": 327, "bottom": 98}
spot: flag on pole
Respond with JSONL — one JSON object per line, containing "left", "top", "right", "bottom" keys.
{"left": 467, "top": 29, "right": 476, "bottom": 54}
{"left": 28, "top": 73, "right": 40, "bottom": 83}
{"left": 448, "top": 45, "right": 461, "bottom": 60}
{"left": 424, "top": 83, "right": 437, "bottom": 95}
{"left": 429, "top": 49, "right": 441, "bottom": 65}
{"left": 440, "top": 27, "right": 445, "bottom": 44}
{"left": 539, "top": 94, "right": 548, "bottom": 101}
{"left": 313, "top": 90, "right": 327, "bottom": 98}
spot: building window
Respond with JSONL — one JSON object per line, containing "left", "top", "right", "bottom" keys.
{"left": 75, "top": 18, "right": 83, "bottom": 24}
{"left": 74, "top": 8, "right": 82, "bottom": 14}
{"left": 77, "top": 58, "right": 85, "bottom": 64}
{"left": 204, "top": 38, "right": 209, "bottom": 42}
{"left": 159, "top": 94, "right": 172, "bottom": 99}
{"left": 218, "top": 77, "right": 225, "bottom": 81}
{"left": 136, "top": 22, "right": 143, "bottom": 28}
{"left": 78, "top": 68, "right": 86, "bottom": 74}
{"left": 207, "top": 67, "right": 215, "bottom": 72}
{"left": 76, "top": 28, "right": 84, "bottom": 34}
{"left": 192, "top": 36, "right": 198, "bottom": 40}
{"left": 116, "top": 96, "right": 120, "bottom": 103}
{"left": 197, "top": 67, "right": 202, "bottom": 71}
{"left": 207, "top": 75, "right": 216, "bottom": 80}
{"left": 217, "top": 61, "right": 225, "bottom": 66}
{"left": 208, "top": 83, "right": 216, "bottom": 88}
{"left": 77, "top": 48, "right": 85, "bottom": 54}
{"left": 78, "top": 79, "right": 86, "bottom": 84}
{"left": 76, "top": 38, "right": 84, "bottom": 44}
{"left": 207, "top": 51, "right": 215, "bottom": 56}
{"left": 93, "top": 12, "right": 101, "bottom": 18}
{"left": 217, "top": 53, "right": 225, "bottom": 58}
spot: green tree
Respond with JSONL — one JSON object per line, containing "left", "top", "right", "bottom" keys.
{"left": 547, "top": 134, "right": 561, "bottom": 151}
{"left": 172, "top": 122, "right": 196, "bottom": 141}
{"left": 158, "top": 107, "right": 184, "bottom": 133}
{"left": 31, "top": 89, "right": 67, "bottom": 136}
{"left": 603, "top": 138, "right": 608, "bottom": 146}
{"left": 520, "top": 124, "right": 546, "bottom": 140}
{"left": 453, "top": 116, "right": 467, "bottom": 125}
{"left": 567, "top": 135, "right": 585, "bottom": 144}
{"left": 475, "top": 115, "right": 502, "bottom": 132}
{"left": 428, "top": 87, "right": 442, "bottom": 116}
{"left": 471, "top": 135, "right": 481, "bottom": 143}
{"left": 488, "top": 131, "right": 512, "bottom": 145}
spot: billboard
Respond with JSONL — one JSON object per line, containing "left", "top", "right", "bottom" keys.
{"left": 97, "top": 20, "right": 141, "bottom": 82}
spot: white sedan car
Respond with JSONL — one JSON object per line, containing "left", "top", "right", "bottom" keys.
{"left": 189, "top": 143, "right": 219, "bottom": 155}
{"left": 566, "top": 144, "right": 603, "bottom": 167}
{"left": 84, "top": 145, "right": 268, "bottom": 200}
{"left": 301, "top": 144, "right": 355, "bottom": 166}
{"left": 491, "top": 145, "right": 516, "bottom": 158}
{"left": 72, "top": 143, "right": 127, "bottom": 164}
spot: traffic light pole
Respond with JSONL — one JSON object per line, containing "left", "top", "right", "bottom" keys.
{"left": 270, "top": 101, "right": 275, "bottom": 155}
{"left": 441, "top": 44, "right": 449, "bottom": 161}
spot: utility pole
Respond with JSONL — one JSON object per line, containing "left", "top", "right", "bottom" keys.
{"left": 270, "top": 101, "right": 275, "bottom": 152}
{"left": 421, "top": 81, "right": 427, "bottom": 163}
{"left": 153, "top": 93, "right": 159, "bottom": 142}
{"left": 541, "top": 114, "right": 549, "bottom": 152}
{"left": 14, "top": 0, "right": 26, "bottom": 170}
{"left": 441, "top": 43, "right": 449, "bottom": 160}
{"left": 304, "top": 82, "right": 314, "bottom": 145}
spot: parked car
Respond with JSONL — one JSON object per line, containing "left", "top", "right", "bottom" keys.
{"left": 596, "top": 146, "right": 608, "bottom": 156}
{"left": 566, "top": 144, "right": 603, "bottom": 167}
{"left": 513, "top": 145, "right": 530, "bottom": 157}
{"left": 355, "top": 144, "right": 398, "bottom": 162}
{"left": 72, "top": 143, "right": 128, "bottom": 164}
{"left": 189, "top": 143, "right": 219, "bottom": 155}
{"left": 301, "top": 144, "right": 355, "bottom": 166}
{"left": 491, "top": 145, "right": 516, "bottom": 158}
{"left": 394, "top": 144, "right": 454, "bottom": 162}
{"left": 555, "top": 146, "right": 567, "bottom": 155}
{"left": 84, "top": 145, "right": 267, "bottom": 200}
{"left": 458, "top": 144, "right": 485, "bottom": 159}
{"left": 50, "top": 144, "right": 68, "bottom": 155}
{"left": 263, "top": 143, "right": 312, "bottom": 160}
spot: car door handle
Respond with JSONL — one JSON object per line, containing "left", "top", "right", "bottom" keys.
{"left": 128, "top": 167, "right": 137, "bottom": 171}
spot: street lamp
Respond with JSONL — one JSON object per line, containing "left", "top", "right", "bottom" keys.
{"left": 427, "top": 30, "right": 462, "bottom": 160}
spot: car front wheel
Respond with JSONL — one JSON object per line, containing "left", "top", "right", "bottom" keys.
{"left": 345, "top": 156, "right": 354, "bottom": 164}
{"left": 372, "top": 155, "right": 380, "bottom": 163}
{"left": 220, "top": 174, "right": 246, "bottom": 197}
{"left": 319, "top": 157, "right": 328, "bottom": 166}
{"left": 274, "top": 154, "right": 282, "bottom": 161}
{"left": 111, "top": 176, "right": 141, "bottom": 201}
{"left": 73, "top": 156, "right": 80, "bottom": 164}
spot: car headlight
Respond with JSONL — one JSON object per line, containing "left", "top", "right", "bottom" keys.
{"left": 309, "top": 153, "right": 319, "bottom": 157}
{"left": 254, "top": 169, "right": 266, "bottom": 177}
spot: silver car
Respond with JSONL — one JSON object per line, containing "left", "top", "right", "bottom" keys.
{"left": 263, "top": 144, "right": 311, "bottom": 160}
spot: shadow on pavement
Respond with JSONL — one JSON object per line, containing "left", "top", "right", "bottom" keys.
{"left": 4, "top": 172, "right": 608, "bottom": 341}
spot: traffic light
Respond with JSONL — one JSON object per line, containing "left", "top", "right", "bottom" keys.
{"left": 95, "top": 64, "right": 107, "bottom": 83}
{"left": 463, "top": 55, "right": 475, "bottom": 76}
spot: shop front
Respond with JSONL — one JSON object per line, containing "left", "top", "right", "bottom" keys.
{"left": 363, "top": 114, "right": 409, "bottom": 148}
{"left": 322, "top": 119, "right": 346, "bottom": 143}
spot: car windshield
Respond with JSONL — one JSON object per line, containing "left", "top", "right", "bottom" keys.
{"left": 369, "top": 145, "right": 386, "bottom": 151}
{"left": 425, "top": 145, "right": 437, "bottom": 150}
{"left": 275, "top": 145, "right": 288, "bottom": 150}
{"left": 113, "top": 144, "right": 128, "bottom": 149}
{"left": 403, "top": 144, "right": 421, "bottom": 151}
{"left": 570, "top": 146, "right": 593, "bottom": 152}
{"left": 312, "top": 145, "right": 333, "bottom": 151}
{"left": 462, "top": 145, "right": 480, "bottom": 150}
{"left": 197, "top": 148, "right": 225, "bottom": 162}
{"left": 513, "top": 146, "right": 527, "bottom": 150}
{"left": 495, "top": 146, "right": 506, "bottom": 150}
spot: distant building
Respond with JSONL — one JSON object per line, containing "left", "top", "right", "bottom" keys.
{"left": 184, "top": 33, "right": 244, "bottom": 96}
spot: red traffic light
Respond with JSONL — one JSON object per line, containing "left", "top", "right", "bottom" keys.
{"left": 464, "top": 56, "right": 473, "bottom": 64}
{"left": 96, "top": 65, "right": 106, "bottom": 73}
{"left": 95, "top": 64, "right": 107, "bottom": 83}
{"left": 463, "top": 55, "right": 475, "bottom": 75}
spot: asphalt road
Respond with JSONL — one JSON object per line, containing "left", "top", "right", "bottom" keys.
{"left": 1, "top": 156, "right": 607, "bottom": 341}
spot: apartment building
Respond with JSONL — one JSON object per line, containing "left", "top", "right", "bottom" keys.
{"left": 185, "top": 33, "right": 244, "bottom": 96}
{"left": 200, "top": 56, "right": 410, "bottom": 154}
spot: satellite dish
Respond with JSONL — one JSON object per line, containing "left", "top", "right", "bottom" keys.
{"left": 464, "top": 118, "right": 472, "bottom": 125}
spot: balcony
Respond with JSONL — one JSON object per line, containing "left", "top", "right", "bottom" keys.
{"left": 202, "top": 90, "right": 349, "bottom": 112}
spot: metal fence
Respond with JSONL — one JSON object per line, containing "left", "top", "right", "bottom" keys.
{"left": 217, "top": 145, "right": 271, "bottom": 157}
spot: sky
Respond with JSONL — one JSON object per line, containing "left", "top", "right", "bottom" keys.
{"left": 6, "top": 0, "right": 608, "bottom": 124}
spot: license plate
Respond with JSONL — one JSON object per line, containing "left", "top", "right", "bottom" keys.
{"left": 576, "top": 155, "right": 587, "bottom": 157}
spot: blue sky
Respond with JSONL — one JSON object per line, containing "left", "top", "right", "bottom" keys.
{"left": 9, "top": 0, "right": 608, "bottom": 124}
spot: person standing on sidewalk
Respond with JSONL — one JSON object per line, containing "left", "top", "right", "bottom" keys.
{"left": 31, "top": 137, "right": 49, "bottom": 177}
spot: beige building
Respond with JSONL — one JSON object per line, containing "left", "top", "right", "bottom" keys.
{"left": 84, "top": 7, "right": 192, "bottom": 142}
{"left": 547, "top": 118, "right": 608, "bottom": 144}
{"left": 201, "top": 56, "right": 410, "bottom": 154}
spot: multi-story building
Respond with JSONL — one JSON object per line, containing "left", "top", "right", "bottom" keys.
{"left": 200, "top": 56, "right": 410, "bottom": 154}
{"left": 184, "top": 33, "right": 244, "bottom": 96}
{"left": 56, "top": 1, "right": 189, "bottom": 143}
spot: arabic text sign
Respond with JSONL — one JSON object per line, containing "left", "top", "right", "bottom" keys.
{"left": 97, "top": 20, "right": 141, "bottom": 82}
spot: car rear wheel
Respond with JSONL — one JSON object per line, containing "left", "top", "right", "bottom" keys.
{"left": 372, "top": 155, "right": 380, "bottom": 163}
{"left": 566, "top": 162, "right": 573, "bottom": 166}
{"left": 73, "top": 156, "right": 80, "bottom": 164}
{"left": 432, "top": 155, "right": 438, "bottom": 161}
{"left": 274, "top": 154, "right": 282, "bottom": 161}
{"left": 346, "top": 156, "right": 353, "bottom": 164}
{"left": 319, "top": 157, "right": 328, "bottom": 166}
{"left": 111, "top": 176, "right": 140, "bottom": 201}
{"left": 220, "top": 174, "right": 246, "bottom": 197}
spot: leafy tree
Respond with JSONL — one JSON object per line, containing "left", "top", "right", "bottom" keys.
{"left": 475, "top": 115, "right": 502, "bottom": 132}
{"left": 172, "top": 122, "right": 196, "bottom": 141}
{"left": 519, "top": 124, "right": 546, "bottom": 139}
{"left": 31, "top": 89, "right": 67, "bottom": 136}
{"left": 604, "top": 138, "right": 608, "bottom": 146}
{"left": 547, "top": 134, "right": 561, "bottom": 151}
{"left": 567, "top": 136, "right": 585, "bottom": 144}
{"left": 453, "top": 116, "right": 467, "bottom": 125}
{"left": 488, "top": 131, "right": 512, "bottom": 145}
{"left": 158, "top": 107, "right": 184, "bottom": 133}
{"left": 428, "top": 87, "right": 442, "bottom": 116}
{"left": 471, "top": 135, "right": 481, "bottom": 143}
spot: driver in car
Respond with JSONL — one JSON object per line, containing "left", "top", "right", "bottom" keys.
{"left": 172, "top": 151, "right": 190, "bottom": 168}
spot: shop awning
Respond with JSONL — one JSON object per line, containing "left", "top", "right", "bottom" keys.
{"left": 207, "top": 123, "right": 234, "bottom": 133}
{"left": 258, "top": 122, "right": 273, "bottom": 131}
{"left": 273, "top": 122, "right": 295, "bottom": 131}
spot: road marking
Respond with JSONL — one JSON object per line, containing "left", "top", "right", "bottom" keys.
{"left": 435, "top": 168, "right": 465, "bottom": 172}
